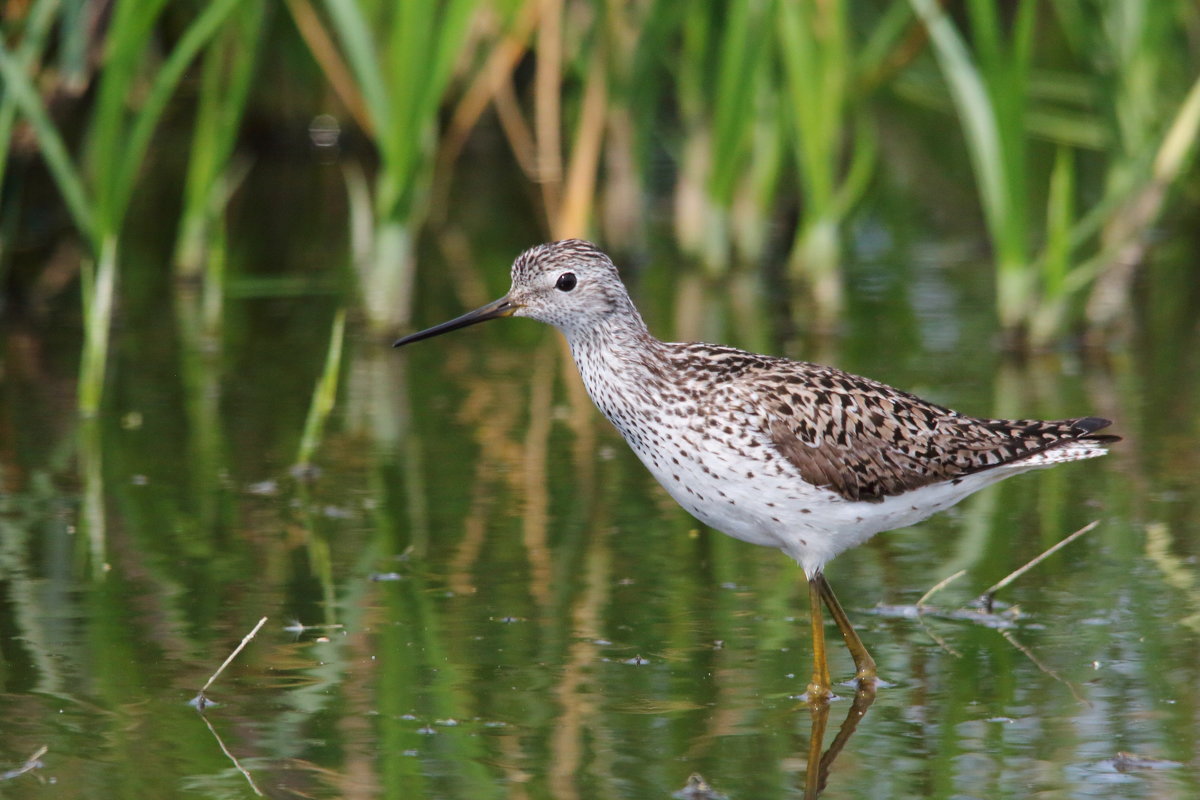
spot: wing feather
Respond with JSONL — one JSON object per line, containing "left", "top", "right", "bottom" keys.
{"left": 681, "top": 346, "right": 1116, "bottom": 503}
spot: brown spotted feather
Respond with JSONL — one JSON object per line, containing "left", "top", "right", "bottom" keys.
{"left": 675, "top": 343, "right": 1116, "bottom": 503}
{"left": 394, "top": 238, "right": 1119, "bottom": 614}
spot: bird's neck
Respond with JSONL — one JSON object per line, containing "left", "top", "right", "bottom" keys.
{"left": 562, "top": 308, "right": 670, "bottom": 426}
{"left": 564, "top": 304, "right": 654, "bottom": 354}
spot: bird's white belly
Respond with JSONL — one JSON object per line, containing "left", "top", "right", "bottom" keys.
{"left": 586, "top": 361, "right": 1057, "bottom": 578}
{"left": 623, "top": 424, "right": 1024, "bottom": 577}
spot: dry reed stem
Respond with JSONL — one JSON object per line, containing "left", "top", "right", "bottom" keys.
{"left": 916, "top": 568, "right": 967, "bottom": 658}
{"left": 555, "top": 44, "right": 607, "bottom": 239}
{"left": 916, "top": 568, "right": 966, "bottom": 610}
{"left": 439, "top": 0, "right": 541, "bottom": 172}
{"left": 535, "top": 0, "right": 563, "bottom": 215}
{"left": 494, "top": 76, "right": 539, "bottom": 177}
{"left": 194, "top": 615, "right": 269, "bottom": 707}
{"left": 978, "top": 520, "right": 1099, "bottom": 611}
{"left": 0, "top": 746, "right": 47, "bottom": 782}
{"left": 284, "top": 0, "right": 371, "bottom": 134}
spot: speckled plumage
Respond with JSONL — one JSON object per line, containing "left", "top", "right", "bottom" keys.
{"left": 498, "top": 240, "right": 1117, "bottom": 573}
{"left": 395, "top": 238, "right": 1118, "bottom": 696}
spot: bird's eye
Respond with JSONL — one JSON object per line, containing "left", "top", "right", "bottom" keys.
{"left": 555, "top": 272, "right": 577, "bottom": 292}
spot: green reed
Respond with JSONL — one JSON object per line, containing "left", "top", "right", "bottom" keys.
{"left": 0, "top": 0, "right": 245, "bottom": 415}
{"left": 631, "top": 1, "right": 899, "bottom": 330}
{"left": 662, "top": 1, "right": 777, "bottom": 272}
{"left": 1056, "top": 0, "right": 1200, "bottom": 337}
{"left": 909, "top": 0, "right": 1036, "bottom": 338}
{"left": 0, "top": 0, "right": 59, "bottom": 202}
{"left": 300, "top": 0, "right": 479, "bottom": 334}
{"left": 174, "top": 1, "right": 265, "bottom": 284}
{"left": 1029, "top": 146, "right": 1076, "bottom": 345}
{"left": 777, "top": 0, "right": 883, "bottom": 327}
{"left": 5, "top": 0, "right": 1199, "bottom": 364}
{"left": 297, "top": 308, "right": 348, "bottom": 469}
{"left": 910, "top": 0, "right": 1200, "bottom": 346}
{"left": 0, "top": 10, "right": 93, "bottom": 244}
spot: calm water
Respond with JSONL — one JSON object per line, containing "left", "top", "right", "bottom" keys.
{"left": 2, "top": 154, "right": 1199, "bottom": 799}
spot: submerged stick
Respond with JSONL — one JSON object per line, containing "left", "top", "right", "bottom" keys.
{"left": 199, "top": 712, "right": 264, "bottom": 796}
{"left": 908, "top": 522, "right": 1102, "bottom": 658}
{"left": 0, "top": 746, "right": 47, "bottom": 782}
{"left": 917, "top": 568, "right": 967, "bottom": 609}
{"left": 978, "top": 520, "right": 1100, "bottom": 612}
{"left": 999, "top": 628, "right": 1090, "bottom": 706}
{"left": 916, "top": 569, "right": 968, "bottom": 659}
{"left": 193, "top": 616, "right": 268, "bottom": 710}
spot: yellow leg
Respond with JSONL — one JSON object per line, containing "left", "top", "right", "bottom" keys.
{"left": 803, "top": 698, "right": 831, "bottom": 797}
{"left": 814, "top": 572, "right": 877, "bottom": 684}
{"left": 806, "top": 577, "right": 833, "bottom": 703}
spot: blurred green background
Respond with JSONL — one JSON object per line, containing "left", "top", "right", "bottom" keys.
{"left": 1, "top": 1, "right": 1199, "bottom": 798}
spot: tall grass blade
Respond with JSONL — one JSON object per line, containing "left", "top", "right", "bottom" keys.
{"left": 314, "top": 0, "right": 480, "bottom": 332}
{"left": 386, "top": 0, "right": 478, "bottom": 218}
{"left": 321, "top": 0, "right": 392, "bottom": 139}
{"left": 1152, "top": 69, "right": 1200, "bottom": 183}
{"left": 79, "top": 415, "right": 107, "bottom": 578}
{"left": 908, "top": 0, "right": 1008, "bottom": 253}
{"left": 283, "top": 0, "right": 371, "bottom": 130}
{"left": 174, "top": 1, "right": 265, "bottom": 277}
{"left": 0, "top": 0, "right": 61, "bottom": 195}
{"left": 1029, "top": 147, "right": 1075, "bottom": 345}
{"left": 777, "top": 0, "right": 878, "bottom": 323}
{"left": 0, "top": 38, "right": 95, "bottom": 240}
{"left": 708, "top": 0, "right": 771, "bottom": 207}
{"left": 86, "top": 0, "right": 169, "bottom": 233}
{"left": 910, "top": 0, "right": 1038, "bottom": 335}
{"left": 78, "top": 236, "right": 117, "bottom": 417}
{"left": 57, "top": 0, "right": 90, "bottom": 91}
{"left": 296, "top": 308, "right": 347, "bottom": 469}
{"left": 109, "top": 0, "right": 246, "bottom": 233}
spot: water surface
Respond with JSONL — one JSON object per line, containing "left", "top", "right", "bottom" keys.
{"left": 2, "top": 153, "right": 1198, "bottom": 800}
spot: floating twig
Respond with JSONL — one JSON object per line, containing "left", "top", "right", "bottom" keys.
{"left": 917, "top": 568, "right": 967, "bottom": 610}
{"left": 977, "top": 520, "right": 1100, "bottom": 612}
{"left": 193, "top": 616, "right": 268, "bottom": 710}
{"left": 873, "top": 604, "right": 1019, "bottom": 629}
{"left": 916, "top": 569, "right": 968, "bottom": 659}
{"left": 1, "top": 746, "right": 47, "bottom": 782}
{"left": 899, "top": 521, "right": 1103, "bottom": 698}
{"left": 283, "top": 620, "right": 345, "bottom": 635}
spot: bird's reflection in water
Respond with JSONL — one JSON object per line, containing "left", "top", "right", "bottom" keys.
{"left": 801, "top": 684, "right": 877, "bottom": 799}
{"left": 675, "top": 685, "right": 877, "bottom": 800}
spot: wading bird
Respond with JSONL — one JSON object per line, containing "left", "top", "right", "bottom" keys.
{"left": 394, "top": 240, "right": 1117, "bottom": 701}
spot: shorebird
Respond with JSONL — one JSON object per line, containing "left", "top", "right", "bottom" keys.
{"left": 393, "top": 239, "right": 1118, "bottom": 701}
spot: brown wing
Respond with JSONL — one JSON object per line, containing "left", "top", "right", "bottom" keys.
{"left": 668, "top": 343, "right": 1114, "bottom": 503}
{"left": 748, "top": 364, "right": 1115, "bottom": 503}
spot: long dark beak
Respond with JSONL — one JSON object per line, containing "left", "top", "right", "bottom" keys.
{"left": 392, "top": 296, "right": 518, "bottom": 347}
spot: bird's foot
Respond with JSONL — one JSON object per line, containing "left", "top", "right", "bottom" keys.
{"left": 847, "top": 670, "right": 892, "bottom": 694}
{"left": 803, "top": 680, "right": 836, "bottom": 705}
{"left": 853, "top": 667, "right": 877, "bottom": 686}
